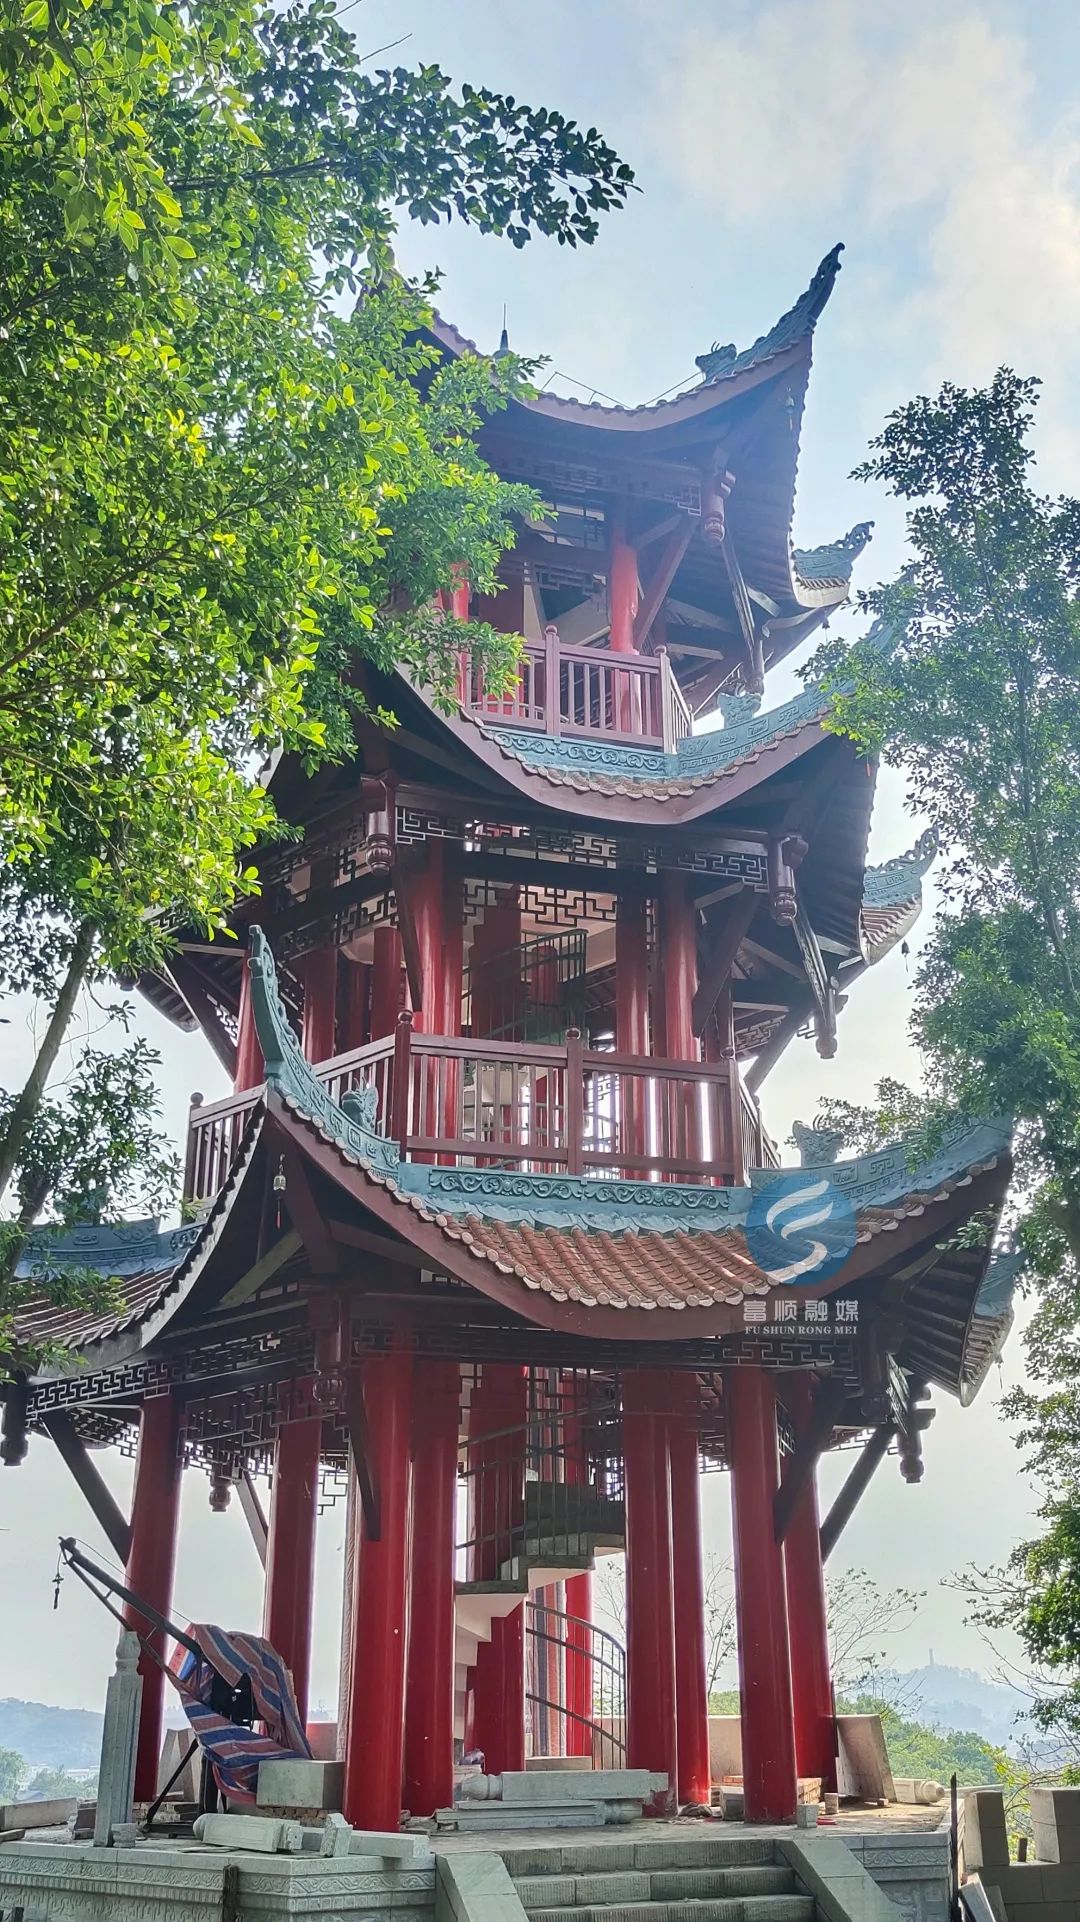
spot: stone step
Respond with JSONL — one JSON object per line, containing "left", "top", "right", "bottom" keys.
{"left": 514, "top": 1868, "right": 797, "bottom": 1910}
{"left": 523, "top": 1899, "right": 815, "bottom": 1922}
{"left": 520, "top": 1839, "right": 779, "bottom": 1874}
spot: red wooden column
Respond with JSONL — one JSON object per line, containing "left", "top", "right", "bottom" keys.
{"left": 343, "top": 1347, "right": 414, "bottom": 1830}
{"left": 622, "top": 1369, "right": 677, "bottom": 1811}
{"left": 301, "top": 946, "right": 338, "bottom": 1064}
{"left": 615, "top": 887, "right": 649, "bottom": 1169}
{"left": 608, "top": 510, "right": 640, "bottom": 730}
{"left": 784, "top": 1379, "right": 837, "bottom": 1791}
{"left": 404, "top": 1360, "right": 460, "bottom": 1815}
{"left": 658, "top": 871, "right": 701, "bottom": 1171}
{"left": 124, "top": 1391, "right": 183, "bottom": 1801}
{"left": 370, "top": 925, "right": 403, "bottom": 1041}
{"left": 469, "top": 1364, "right": 527, "bottom": 1775}
{"left": 263, "top": 1412, "right": 322, "bottom": 1726}
{"left": 234, "top": 955, "right": 264, "bottom": 1092}
{"left": 667, "top": 1374, "right": 711, "bottom": 1807}
{"left": 726, "top": 1367, "right": 797, "bottom": 1822}
{"left": 562, "top": 1379, "right": 593, "bottom": 1757}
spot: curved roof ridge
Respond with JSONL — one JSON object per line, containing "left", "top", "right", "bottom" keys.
{"left": 794, "top": 519, "right": 874, "bottom": 587}
{"left": 697, "top": 243, "right": 845, "bottom": 384}
{"left": 425, "top": 243, "right": 845, "bottom": 425}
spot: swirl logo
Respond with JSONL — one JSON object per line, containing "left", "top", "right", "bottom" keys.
{"left": 744, "top": 1172, "right": 857, "bottom": 1286}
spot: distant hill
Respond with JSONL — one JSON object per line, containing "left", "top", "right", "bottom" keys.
{"left": 881, "top": 1663, "right": 1033, "bottom": 1748}
{"left": 0, "top": 1700, "right": 103, "bottom": 1771}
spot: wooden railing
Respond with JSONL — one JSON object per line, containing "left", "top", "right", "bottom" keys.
{"left": 185, "top": 1024, "right": 776, "bottom": 1206}
{"left": 467, "top": 627, "right": 692, "bottom": 752}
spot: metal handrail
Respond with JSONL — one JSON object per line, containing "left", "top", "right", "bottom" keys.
{"left": 526, "top": 1600, "right": 626, "bottom": 1768}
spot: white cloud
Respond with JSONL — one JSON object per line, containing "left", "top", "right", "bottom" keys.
{"left": 653, "top": 0, "right": 1080, "bottom": 415}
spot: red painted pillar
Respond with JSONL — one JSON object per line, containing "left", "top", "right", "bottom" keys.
{"left": 124, "top": 1391, "right": 183, "bottom": 1802}
{"left": 234, "top": 955, "right": 264, "bottom": 1092}
{"left": 784, "top": 1380, "right": 837, "bottom": 1791}
{"left": 469, "top": 1364, "right": 527, "bottom": 1775}
{"left": 404, "top": 1360, "right": 460, "bottom": 1814}
{"left": 668, "top": 1374, "right": 711, "bottom": 1806}
{"left": 608, "top": 514, "right": 639, "bottom": 654}
{"left": 343, "top": 1347, "right": 414, "bottom": 1831}
{"left": 301, "top": 946, "right": 338, "bottom": 1064}
{"left": 622, "top": 1369, "right": 677, "bottom": 1811}
{"left": 659, "top": 871, "right": 701, "bottom": 1173}
{"left": 562, "top": 1380, "right": 593, "bottom": 1756}
{"left": 263, "top": 1414, "right": 322, "bottom": 1725}
{"left": 470, "top": 889, "right": 522, "bottom": 1042}
{"left": 370, "top": 925, "right": 403, "bottom": 1041}
{"left": 726, "top": 1367, "right": 797, "bottom": 1822}
{"left": 615, "top": 888, "right": 649, "bottom": 1172}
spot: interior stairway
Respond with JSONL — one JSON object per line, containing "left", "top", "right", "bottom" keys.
{"left": 454, "top": 1481, "right": 625, "bottom": 1745}
{"left": 505, "top": 1837, "right": 816, "bottom": 1922}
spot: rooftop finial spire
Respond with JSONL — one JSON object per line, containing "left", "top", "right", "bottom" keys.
{"left": 496, "top": 304, "right": 510, "bottom": 357}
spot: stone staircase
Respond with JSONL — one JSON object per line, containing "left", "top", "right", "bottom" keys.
{"left": 504, "top": 1838, "right": 816, "bottom": 1922}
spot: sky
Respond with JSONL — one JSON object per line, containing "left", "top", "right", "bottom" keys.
{"left": 3, "top": 0, "right": 1079, "bottom": 1716}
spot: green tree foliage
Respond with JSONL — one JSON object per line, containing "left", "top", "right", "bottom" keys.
{"left": 845, "top": 1699, "right": 1007, "bottom": 1788}
{"left": 813, "top": 369, "right": 1080, "bottom": 1747}
{"left": 0, "top": 1747, "right": 22, "bottom": 1800}
{"left": 0, "top": 1034, "right": 181, "bottom": 1362}
{"left": 21, "top": 1765, "right": 96, "bottom": 1802}
{"left": 0, "top": 2, "right": 630, "bottom": 1257}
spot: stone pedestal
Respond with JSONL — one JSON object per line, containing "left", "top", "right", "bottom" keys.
{"left": 93, "top": 1629, "right": 143, "bottom": 1848}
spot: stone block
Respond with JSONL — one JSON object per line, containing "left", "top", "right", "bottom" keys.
{"left": 1031, "top": 1785, "right": 1080, "bottom": 1863}
{"left": 572, "top": 1870, "right": 651, "bottom": 1903}
{"left": 962, "top": 1788, "right": 1010, "bottom": 1873}
{"left": 512, "top": 1874, "right": 577, "bottom": 1906}
{"left": 499, "top": 1769, "right": 664, "bottom": 1805}
{"left": 436, "top": 1848, "right": 530, "bottom": 1922}
{"left": 256, "top": 1756, "right": 344, "bottom": 1811}
{"left": 0, "top": 1797, "right": 77, "bottom": 1830}
{"left": 778, "top": 1836, "right": 900, "bottom": 1922}
{"left": 556, "top": 1844, "right": 637, "bottom": 1873}
{"left": 632, "top": 1837, "right": 775, "bottom": 1870}
{"left": 649, "top": 1867, "right": 794, "bottom": 1902}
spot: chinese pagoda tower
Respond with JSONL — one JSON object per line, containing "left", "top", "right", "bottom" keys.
{"left": 6, "top": 246, "right": 1016, "bottom": 1830}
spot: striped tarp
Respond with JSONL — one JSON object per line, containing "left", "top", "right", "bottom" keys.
{"left": 168, "top": 1622, "right": 312, "bottom": 1805}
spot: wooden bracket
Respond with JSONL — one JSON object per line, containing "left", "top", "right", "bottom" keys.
{"left": 237, "top": 1468, "right": 269, "bottom": 1568}
{"left": 280, "top": 1145, "right": 339, "bottom": 1275}
{"left": 633, "top": 516, "right": 693, "bottom": 651}
{"left": 344, "top": 1367, "right": 381, "bottom": 1542}
{"left": 44, "top": 1411, "right": 132, "bottom": 1564}
{"left": 792, "top": 897, "right": 838, "bottom": 1058}
{"left": 820, "top": 1423, "right": 895, "bottom": 1561}
{"left": 167, "top": 960, "right": 238, "bottom": 1080}
{"left": 692, "top": 888, "right": 758, "bottom": 1036}
{"left": 773, "top": 1378, "right": 848, "bottom": 1544}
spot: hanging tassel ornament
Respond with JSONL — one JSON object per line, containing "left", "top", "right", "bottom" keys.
{"left": 273, "top": 1154, "right": 286, "bottom": 1230}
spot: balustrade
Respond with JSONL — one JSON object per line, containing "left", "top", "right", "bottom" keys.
{"left": 184, "top": 1024, "right": 776, "bottom": 1207}
{"left": 467, "top": 628, "right": 691, "bottom": 752}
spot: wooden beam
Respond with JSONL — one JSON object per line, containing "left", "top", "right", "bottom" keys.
{"left": 328, "top": 1220, "right": 426, "bottom": 1269}
{"left": 792, "top": 897, "right": 838, "bottom": 1058}
{"left": 692, "top": 888, "right": 758, "bottom": 1036}
{"left": 344, "top": 1368, "right": 381, "bottom": 1541}
{"left": 633, "top": 517, "right": 694, "bottom": 651}
{"left": 390, "top": 854, "right": 425, "bottom": 1014}
{"left": 217, "top": 1229, "right": 303, "bottom": 1311}
{"left": 280, "top": 1146, "right": 339, "bottom": 1275}
{"left": 44, "top": 1412, "right": 131, "bottom": 1563}
{"left": 166, "top": 961, "right": 237, "bottom": 1078}
{"left": 237, "top": 1468, "right": 268, "bottom": 1567}
{"left": 721, "top": 532, "right": 765, "bottom": 690}
{"left": 744, "top": 1001, "right": 810, "bottom": 1092}
{"left": 774, "top": 1380, "right": 848, "bottom": 1544}
{"left": 820, "top": 1424, "right": 896, "bottom": 1561}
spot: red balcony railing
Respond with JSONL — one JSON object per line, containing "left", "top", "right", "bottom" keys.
{"left": 184, "top": 1024, "right": 777, "bottom": 1208}
{"left": 467, "top": 627, "right": 692, "bottom": 752}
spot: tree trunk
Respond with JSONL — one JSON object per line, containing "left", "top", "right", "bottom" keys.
{"left": 0, "top": 916, "right": 97, "bottom": 1207}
